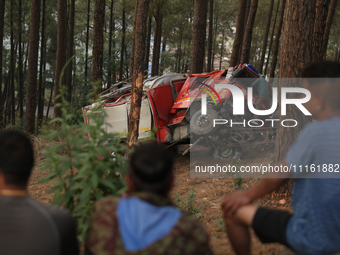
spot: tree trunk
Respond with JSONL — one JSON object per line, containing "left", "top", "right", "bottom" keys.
{"left": 258, "top": 0, "right": 274, "bottom": 73}
{"left": 119, "top": 3, "right": 126, "bottom": 81}
{"left": 127, "top": 0, "right": 150, "bottom": 148}
{"left": 211, "top": 12, "right": 218, "bottom": 70}
{"left": 66, "top": 0, "right": 75, "bottom": 102}
{"left": 92, "top": 0, "right": 105, "bottom": 93}
{"left": 219, "top": 31, "right": 225, "bottom": 70}
{"left": 130, "top": 0, "right": 138, "bottom": 78}
{"left": 312, "top": 0, "right": 331, "bottom": 63}
{"left": 207, "top": 0, "right": 213, "bottom": 72}
{"left": 274, "top": 0, "right": 316, "bottom": 163}
{"left": 54, "top": 0, "right": 67, "bottom": 118}
{"left": 264, "top": 0, "right": 280, "bottom": 75}
{"left": 240, "top": 0, "right": 258, "bottom": 64}
{"left": 108, "top": 0, "right": 114, "bottom": 86}
{"left": 190, "top": 0, "right": 208, "bottom": 74}
{"left": 229, "top": 0, "right": 247, "bottom": 67}
{"left": 85, "top": 0, "right": 90, "bottom": 84}
{"left": 25, "top": 0, "right": 41, "bottom": 133}
{"left": 144, "top": 15, "right": 152, "bottom": 72}
{"left": 269, "top": 0, "right": 287, "bottom": 78}
{"left": 0, "top": 0, "right": 5, "bottom": 128}
{"left": 322, "top": 0, "right": 337, "bottom": 58}
{"left": 151, "top": 6, "right": 163, "bottom": 76}
{"left": 10, "top": 0, "right": 15, "bottom": 125}
{"left": 37, "top": 0, "right": 46, "bottom": 131}
{"left": 18, "top": 0, "right": 24, "bottom": 121}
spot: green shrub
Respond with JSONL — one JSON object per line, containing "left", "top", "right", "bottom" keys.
{"left": 39, "top": 71, "right": 127, "bottom": 241}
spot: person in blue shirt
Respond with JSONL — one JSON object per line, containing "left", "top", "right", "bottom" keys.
{"left": 221, "top": 61, "right": 340, "bottom": 255}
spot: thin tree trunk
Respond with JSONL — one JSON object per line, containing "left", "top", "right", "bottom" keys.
{"left": 270, "top": 0, "right": 286, "bottom": 78}
{"left": 66, "top": 0, "right": 75, "bottom": 102}
{"left": 151, "top": 7, "right": 163, "bottom": 76}
{"left": 229, "top": 0, "right": 247, "bottom": 67}
{"left": 85, "top": 0, "right": 90, "bottom": 83}
{"left": 37, "top": 0, "right": 46, "bottom": 131}
{"left": 127, "top": 0, "right": 150, "bottom": 148}
{"left": 258, "top": 0, "right": 274, "bottom": 74}
{"left": 207, "top": 0, "right": 213, "bottom": 72}
{"left": 211, "top": 12, "right": 218, "bottom": 70}
{"left": 108, "top": 0, "right": 114, "bottom": 86}
{"left": 240, "top": 0, "right": 259, "bottom": 64}
{"left": 18, "top": 0, "right": 24, "bottom": 121}
{"left": 130, "top": 0, "right": 138, "bottom": 78}
{"left": 10, "top": 0, "right": 15, "bottom": 125}
{"left": 190, "top": 0, "right": 208, "bottom": 74}
{"left": 144, "top": 15, "right": 152, "bottom": 72}
{"left": 25, "top": 0, "right": 41, "bottom": 133}
{"left": 119, "top": 3, "right": 126, "bottom": 81}
{"left": 54, "top": 0, "right": 67, "bottom": 118}
{"left": 0, "top": 0, "right": 5, "bottom": 128}
{"left": 274, "top": 0, "right": 316, "bottom": 163}
{"left": 322, "top": 0, "right": 337, "bottom": 58}
{"left": 92, "top": 0, "right": 106, "bottom": 93}
{"left": 219, "top": 31, "right": 225, "bottom": 70}
{"left": 264, "top": 0, "right": 280, "bottom": 75}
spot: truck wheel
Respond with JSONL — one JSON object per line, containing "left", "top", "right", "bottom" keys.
{"left": 190, "top": 108, "right": 219, "bottom": 135}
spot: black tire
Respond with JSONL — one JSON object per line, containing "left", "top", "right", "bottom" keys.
{"left": 190, "top": 108, "right": 219, "bottom": 135}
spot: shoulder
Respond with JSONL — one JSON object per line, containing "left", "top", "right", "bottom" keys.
{"left": 93, "top": 196, "right": 120, "bottom": 214}
{"left": 176, "top": 212, "right": 210, "bottom": 240}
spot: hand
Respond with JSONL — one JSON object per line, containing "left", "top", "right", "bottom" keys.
{"left": 221, "top": 190, "right": 253, "bottom": 217}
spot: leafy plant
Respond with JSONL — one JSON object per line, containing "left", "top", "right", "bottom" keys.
{"left": 39, "top": 66, "right": 127, "bottom": 241}
{"left": 173, "top": 185, "right": 204, "bottom": 218}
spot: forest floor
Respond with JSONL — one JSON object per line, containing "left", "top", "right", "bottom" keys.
{"left": 28, "top": 138, "right": 291, "bottom": 255}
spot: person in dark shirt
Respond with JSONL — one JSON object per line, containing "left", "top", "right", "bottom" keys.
{"left": 0, "top": 130, "right": 79, "bottom": 255}
{"left": 86, "top": 143, "right": 213, "bottom": 255}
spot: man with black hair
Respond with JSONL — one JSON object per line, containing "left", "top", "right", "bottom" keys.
{"left": 222, "top": 61, "right": 340, "bottom": 255}
{"left": 0, "top": 130, "right": 79, "bottom": 255}
{"left": 86, "top": 143, "right": 213, "bottom": 255}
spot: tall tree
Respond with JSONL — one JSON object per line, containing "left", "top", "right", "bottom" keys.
{"left": 119, "top": 2, "right": 126, "bottom": 81}
{"left": 25, "top": 0, "right": 41, "bottom": 133}
{"left": 274, "top": 0, "right": 316, "bottom": 163}
{"left": 258, "top": 0, "right": 275, "bottom": 73}
{"left": 18, "top": 0, "right": 24, "bottom": 120}
{"left": 0, "top": 0, "right": 5, "bottom": 128}
{"left": 85, "top": 0, "right": 91, "bottom": 83}
{"left": 66, "top": 0, "right": 75, "bottom": 101}
{"left": 322, "top": 0, "right": 338, "bottom": 58}
{"left": 92, "top": 0, "right": 106, "bottom": 91}
{"left": 264, "top": 0, "right": 280, "bottom": 75}
{"left": 129, "top": 0, "right": 138, "bottom": 78}
{"left": 207, "top": 0, "right": 213, "bottom": 72}
{"left": 312, "top": 0, "right": 331, "bottom": 63}
{"left": 151, "top": 3, "right": 163, "bottom": 76}
{"left": 10, "top": 0, "right": 15, "bottom": 125}
{"left": 127, "top": 0, "right": 150, "bottom": 147}
{"left": 240, "top": 0, "right": 259, "bottom": 64}
{"left": 37, "top": 0, "right": 46, "bottom": 130}
{"left": 270, "top": 0, "right": 287, "bottom": 78}
{"left": 108, "top": 0, "right": 115, "bottom": 85}
{"left": 54, "top": 0, "right": 67, "bottom": 118}
{"left": 144, "top": 15, "right": 152, "bottom": 72}
{"left": 190, "top": 0, "right": 208, "bottom": 74}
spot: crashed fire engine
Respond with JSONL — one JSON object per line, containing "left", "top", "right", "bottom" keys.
{"left": 83, "top": 64, "right": 277, "bottom": 160}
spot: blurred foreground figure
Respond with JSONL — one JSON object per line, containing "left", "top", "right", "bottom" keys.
{"left": 222, "top": 61, "right": 340, "bottom": 255}
{"left": 86, "top": 143, "right": 213, "bottom": 255}
{"left": 0, "top": 130, "right": 79, "bottom": 255}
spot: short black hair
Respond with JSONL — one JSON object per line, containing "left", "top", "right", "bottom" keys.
{"left": 301, "top": 61, "right": 340, "bottom": 111}
{"left": 128, "top": 143, "right": 174, "bottom": 196}
{"left": 0, "top": 130, "right": 34, "bottom": 186}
